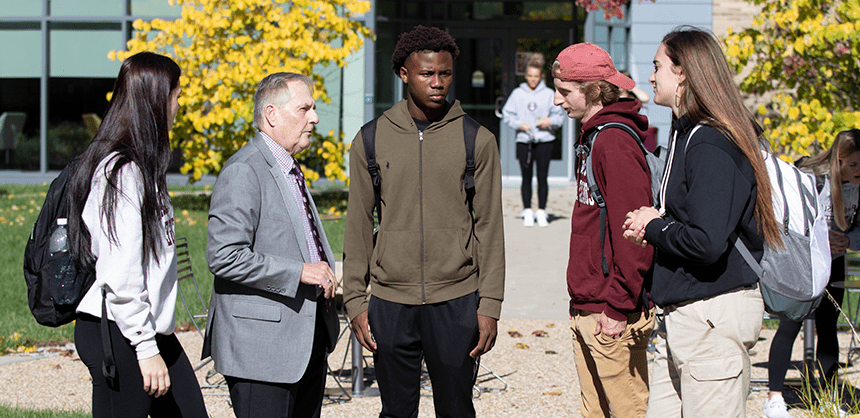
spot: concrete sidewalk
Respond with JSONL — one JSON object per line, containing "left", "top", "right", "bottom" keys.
{"left": 499, "top": 184, "right": 575, "bottom": 321}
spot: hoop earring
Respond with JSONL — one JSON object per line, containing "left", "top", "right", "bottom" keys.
{"left": 673, "top": 83, "right": 682, "bottom": 109}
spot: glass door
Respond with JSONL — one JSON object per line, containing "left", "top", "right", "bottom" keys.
{"left": 449, "top": 27, "right": 574, "bottom": 182}
{"left": 448, "top": 33, "right": 504, "bottom": 149}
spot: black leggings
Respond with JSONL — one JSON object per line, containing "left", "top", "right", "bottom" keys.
{"left": 767, "top": 257, "right": 846, "bottom": 392}
{"left": 75, "top": 314, "right": 208, "bottom": 418}
{"left": 517, "top": 142, "right": 553, "bottom": 210}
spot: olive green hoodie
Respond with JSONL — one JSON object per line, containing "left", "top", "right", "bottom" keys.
{"left": 343, "top": 100, "right": 505, "bottom": 320}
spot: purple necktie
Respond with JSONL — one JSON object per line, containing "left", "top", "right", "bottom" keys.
{"left": 290, "top": 165, "right": 331, "bottom": 312}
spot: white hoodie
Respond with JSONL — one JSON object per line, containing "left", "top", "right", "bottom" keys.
{"left": 501, "top": 80, "right": 566, "bottom": 143}
{"left": 76, "top": 153, "right": 177, "bottom": 360}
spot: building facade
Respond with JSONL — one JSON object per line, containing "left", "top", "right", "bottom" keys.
{"left": 1, "top": 0, "right": 752, "bottom": 180}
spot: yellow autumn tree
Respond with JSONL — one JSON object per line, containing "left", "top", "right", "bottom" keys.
{"left": 724, "top": 0, "right": 860, "bottom": 159}
{"left": 111, "top": 0, "right": 372, "bottom": 183}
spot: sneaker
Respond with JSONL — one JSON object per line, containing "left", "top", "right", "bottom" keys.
{"left": 522, "top": 209, "right": 534, "bottom": 227}
{"left": 763, "top": 394, "right": 793, "bottom": 418}
{"left": 535, "top": 209, "right": 549, "bottom": 227}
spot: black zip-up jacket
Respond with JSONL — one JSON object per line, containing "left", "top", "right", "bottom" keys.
{"left": 644, "top": 116, "right": 763, "bottom": 306}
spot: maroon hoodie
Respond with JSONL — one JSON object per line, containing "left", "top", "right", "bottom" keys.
{"left": 567, "top": 98, "right": 653, "bottom": 321}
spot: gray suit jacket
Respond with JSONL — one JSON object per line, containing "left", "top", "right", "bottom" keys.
{"left": 202, "top": 133, "right": 339, "bottom": 384}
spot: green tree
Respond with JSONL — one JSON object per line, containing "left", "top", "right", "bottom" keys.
{"left": 112, "top": 0, "right": 372, "bottom": 183}
{"left": 725, "top": 0, "right": 860, "bottom": 158}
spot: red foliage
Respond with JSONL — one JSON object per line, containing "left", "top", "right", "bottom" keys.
{"left": 576, "top": 0, "right": 653, "bottom": 20}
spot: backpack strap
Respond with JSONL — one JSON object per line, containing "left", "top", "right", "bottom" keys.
{"left": 733, "top": 232, "right": 764, "bottom": 279}
{"left": 462, "top": 115, "right": 480, "bottom": 246}
{"left": 100, "top": 289, "right": 117, "bottom": 389}
{"left": 463, "top": 115, "right": 479, "bottom": 194}
{"left": 360, "top": 117, "right": 381, "bottom": 245}
{"left": 583, "top": 122, "right": 643, "bottom": 277}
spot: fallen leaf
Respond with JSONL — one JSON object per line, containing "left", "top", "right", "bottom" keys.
{"left": 532, "top": 330, "right": 549, "bottom": 337}
{"left": 53, "top": 364, "right": 62, "bottom": 370}
{"left": 508, "top": 330, "right": 522, "bottom": 338}
{"left": 542, "top": 391, "right": 563, "bottom": 396}
{"left": 545, "top": 350, "right": 558, "bottom": 355}
{"left": 515, "top": 343, "right": 530, "bottom": 349}
{"left": 545, "top": 323, "right": 555, "bottom": 328}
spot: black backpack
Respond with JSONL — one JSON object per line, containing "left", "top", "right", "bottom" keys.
{"left": 360, "top": 115, "right": 480, "bottom": 244}
{"left": 24, "top": 157, "right": 117, "bottom": 387}
{"left": 23, "top": 157, "right": 96, "bottom": 327}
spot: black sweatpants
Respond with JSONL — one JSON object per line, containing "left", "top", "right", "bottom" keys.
{"left": 75, "top": 314, "right": 207, "bottom": 418}
{"left": 368, "top": 293, "right": 480, "bottom": 418}
{"left": 768, "top": 256, "right": 846, "bottom": 392}
{"left": 516, "top": 141, "right": 553, "bottom": 210}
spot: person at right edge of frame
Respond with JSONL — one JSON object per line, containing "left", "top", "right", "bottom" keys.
{"left": 342, "top": 25, "right": 505, "bottom": 418}
{"left": 551, "top": 43, "right": 655, "bottom": 418}
{"left": 763, "top": 129, "right": 860, "bottom": 418}
{"left": 623, "top": 26, "right": 783, "bottom": 418}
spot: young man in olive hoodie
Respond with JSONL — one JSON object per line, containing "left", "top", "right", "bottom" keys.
{"left": 342, "top": 25, "right": 505, "bottom": 418}
{"left": 552, "top": 43, "right": 655, "bottom": 418}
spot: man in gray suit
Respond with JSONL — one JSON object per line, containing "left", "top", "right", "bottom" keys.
{"left": 203, "top": 72, "right": 339, "bottom": 418}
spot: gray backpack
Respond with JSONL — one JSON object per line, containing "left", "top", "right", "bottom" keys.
{"left": 736, "top": 153, "right": 829, "bottom": 321}
{"left": 682, "top": 126, "right": 830, "bottom": 321}
{"left": 580, "top": 122, "right": 666, "bottom": 276}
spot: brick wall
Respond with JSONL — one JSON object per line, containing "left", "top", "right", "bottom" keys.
{"left": 712, "top": 0, "right": 762, "bottom": 38}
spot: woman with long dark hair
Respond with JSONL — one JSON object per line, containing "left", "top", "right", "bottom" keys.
{"left": 622, "top": 27, "right": 781, "bottom": 417}
{"left": 67, "top": 51, "right": 207, "bottom": 418}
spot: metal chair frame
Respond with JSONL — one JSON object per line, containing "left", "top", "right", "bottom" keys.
{"left": 174, "top": 236, "right": 228, "bottom": 395}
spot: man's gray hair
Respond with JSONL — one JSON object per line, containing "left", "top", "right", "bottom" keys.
{"left": 253, "top": 72, "right": 314, "bottom": 130}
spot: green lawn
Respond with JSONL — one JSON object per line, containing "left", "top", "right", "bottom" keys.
{"left": 0, "top": 405, "right": 88, "bottom": 418}
{"left": 0, "top": 184, "right": 345, "bottom": 354}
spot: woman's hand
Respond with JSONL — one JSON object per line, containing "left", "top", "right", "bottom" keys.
{"left": 536, "top": 117, "right": 552, "bottom": 129}
{"left": 830, "top": 230, "right": 850, "bottom": 254}
{"left": 623, "top": 206, "right": 661, "bottom": 247}
{"left": 139, "top": 353, "right": 170, "bottom": 398}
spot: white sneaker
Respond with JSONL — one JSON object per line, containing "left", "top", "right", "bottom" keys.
{"left": 535, "top": 209, "right": 549, "bottom": 227}
{"left": 762, "top": 394, "right": 793, "bottom": 418}
{"left": 522, "top": 209, "right": 534, "bottom": 227}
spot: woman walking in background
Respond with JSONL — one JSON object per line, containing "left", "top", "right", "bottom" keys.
{"left": 502, "top": 53, "right": 565, "bottom": 227}
{"left": 763, "top": 129, "right": 860, "bottom": 418}
{"left": 623, "top": 27, "right": 781, "bottom": 417}
{"left": 67, "top": 51, "right": 207, "bottom": 418}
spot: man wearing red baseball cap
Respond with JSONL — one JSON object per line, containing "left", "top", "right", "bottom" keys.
{"left": 552, "top": 43, "right": 655, "bottom": 418}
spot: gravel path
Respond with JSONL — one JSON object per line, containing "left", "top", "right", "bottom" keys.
{"left": 4, "top": 325, "right": 860, "bottom": 417}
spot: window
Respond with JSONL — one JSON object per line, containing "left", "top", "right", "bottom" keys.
{"left": 589, "top": 3, "right": 630, "bottom": 71}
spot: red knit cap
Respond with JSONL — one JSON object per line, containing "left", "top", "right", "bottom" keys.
{"left": 553, "top": 43, "right": 635, "bottom": 90}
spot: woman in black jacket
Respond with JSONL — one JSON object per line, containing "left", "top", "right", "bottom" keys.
{"left": 622, "top": 27, "right": 781, "bottom": 417}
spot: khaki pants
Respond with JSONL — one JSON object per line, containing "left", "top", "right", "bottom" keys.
{"left": 571, "top": 308, "right": 655, "bottom": 418}
{"left": 646, "top": 287, "right": 764, "bottom": 418}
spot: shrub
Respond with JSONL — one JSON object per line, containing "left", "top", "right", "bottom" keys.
{"left": 13, "top": 122, "right": 91, "bottom": 170}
